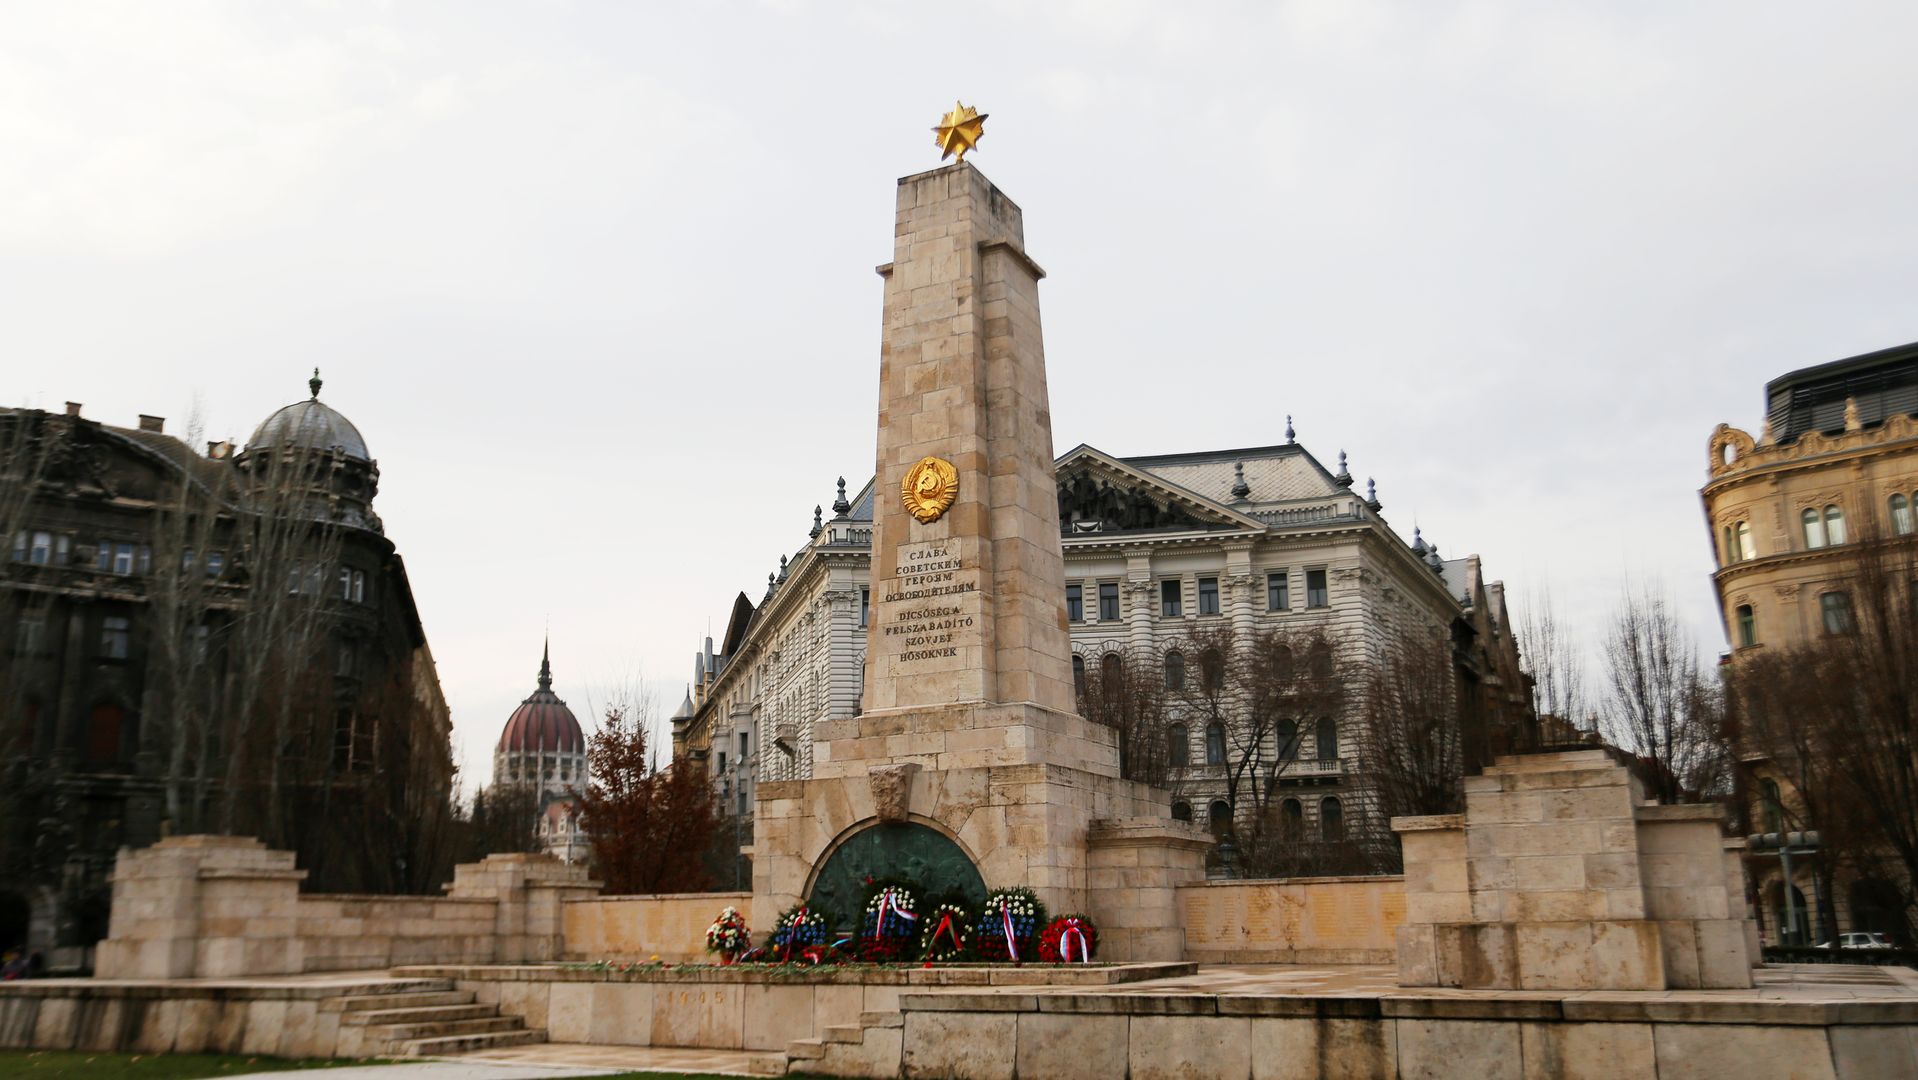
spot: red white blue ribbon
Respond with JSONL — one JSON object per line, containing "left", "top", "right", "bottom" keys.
{"left": 875, "top": 888, "right": 918, "bottom": 936}
{"left": 1000, "top": 900, "right": 1020, "bottom": 962}
{"left": 1060, "top": 919, "right": 1089, "bottom": 963}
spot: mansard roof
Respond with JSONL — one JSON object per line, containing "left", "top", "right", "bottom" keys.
{"left": 1118, "top": 442, "right": 1349, "bottom": 505}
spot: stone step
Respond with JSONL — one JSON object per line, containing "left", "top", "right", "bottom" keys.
{"left": 342, "top": 1003, "right": 498, "bottom": 1026}
{"left": 860, "top": 1010, "right": 904, "bottom": 1029}
{"left": 787, "top": 1037, "right": 827, "bottom": 1061}
{"left": 399, "top": 1028, "right": 545, "bottom": 1057}
{"left": 325, "top": 990, "right": 473, "bottom": 1013}
{"left": 823, "top": 1023, "right": 865, "bottom": 1045}
{"left": 363, "top": 1016, "right": 526, "bottom": 1042}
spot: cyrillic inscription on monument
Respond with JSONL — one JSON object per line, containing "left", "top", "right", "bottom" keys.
{"left": 881, "top": 538, "right": 982, "bottom": 669}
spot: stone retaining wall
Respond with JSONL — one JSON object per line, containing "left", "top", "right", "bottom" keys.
{"left": 1178, "top": 875, "right": 1406, "bottom": 964}
{"left": 561, "top": 892, "right": 753, "bottom": 965}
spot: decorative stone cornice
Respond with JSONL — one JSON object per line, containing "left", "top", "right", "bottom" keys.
{"left": 1706, "top": 414, "right": 1918, "bottom": 488}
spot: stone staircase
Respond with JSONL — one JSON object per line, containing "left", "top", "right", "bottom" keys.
{"left": 784, "top": 1010, "right": 905, "bottom": 1078}
{"left": 321, "top": 979, "right": 544, "bottom": 1057}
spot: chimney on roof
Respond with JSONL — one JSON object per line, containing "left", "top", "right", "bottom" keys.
{"left": 138, "top": 415, "right": 165, "bottom": 433}
{"left": 207, "top": 440, "right": 233, "bottom": 460}
{"left": 65, "top": 402, "right": 82, "bottom": 416}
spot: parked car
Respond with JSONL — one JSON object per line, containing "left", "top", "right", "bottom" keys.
{"left": 1820, "top": 932, "right": 1895, "bottom": 950}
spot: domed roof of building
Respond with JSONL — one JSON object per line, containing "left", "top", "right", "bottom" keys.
{"left": 247, "top": 369, "right": 370, "bottom": 460}
{"left": 496, "top": 641, "right": 584, "bottom": 755}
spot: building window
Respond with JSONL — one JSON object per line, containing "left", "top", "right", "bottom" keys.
{"left": 339, "top": 567, "right": 354, "bottom": 600}
{"left": 1161, "top": 579, "right": 1183, "bottom": 617}
{"left": 8, "top": 531, "right": 23, "bottom": 561}
{"left": 288, "top": 562, "right": 303, "bottom": 593}
{"left": 1305, "top": 568, "right": 1329, "bottom": 608}
{"left": 1171, "top": 801, "right": 1192, "bottom": 822}
{"left": 1314, "top": 716, "right": 1336, "bottom": 760}
{"left": 352, "top": 570, "right": 366, "bottom": 604}
{"left": 1724, "top": 521, "right": 1753, "bottom": 563}
{"left": 335, "top": 641, "right": 357, "bottom": 677}
{"left": 1760, "top": 779, "right": 1784, "bottom": 834}
{"left": 29, "top": 531, "right": 52, "bottom": 565}
{"left": 1267, "top": 571, "right": 1289, "bottom": 611}
{"left": 1892, "top": 493, "right": 1915, "bottom": 537}
{"left": 1277, "top": 717, "right": 1300, "bottom": 760}
{"left": 1280, "top": 798, "right": 1303, "bottom": 841}
{"left": 205, "top": 551, "right": 224, "bottom": 578}
{"left": 1066, "top": 583, "right": 1083, "bottom": 623}
{"left": 1164, "top": 650, "right": 1185, "bottom": 690}
{"left": 1072, "top": 655, "right": 1086, "bottom": 696}
{"left": 1198, "top": 577, "right": 1220, "bottom": 615}
{"left": 182, "top": 547, "right": 196, "bottom": 572}
{"left": 1208, "top": 799, "right": 1232, "bottom": 837}
{"left": 1825, "top": 505, "right": 1847, "bottom": 546}
{"left": 136, "top": 545, "right": 151, "bottom": 574}
{"left": 1736, "top": 604, "right": 1756, "bottom": 648}
{"left": 1802, "top": 508, "right": 1827, "bottom": 549}
{"left": 95, "top": 543, "right": 110, "bottom": 571}
{"left": 1821, "top": 591, "right": 1854, "bottom": 635}
{"left": 1307, "top": 640, "right": 1333, "bottom": 679}
{"left": 1200, "top": 648, "right": 1224, "bottom": 692}
{"left": 16, "top": 618, "right": 46, "bottom": 656}
{"left": 100, "top": 616, "right": 130, "bottom": 660}
{"left": 86, "top": 703, "right": 125, "bottom": 764}
{"left": 111, "top": 543, "right": 134, "bottom": 575}
{"left": 1101, "top": 652, "right": 1123, "bottom": 692}
{"left": 858, "top": 587, "right": 870, "bottom": 628}
{"left": 1321, "top": 797, "right": 1344, "bottom": 841}
{"left": 1167, "top": 723, "right": 1189, "bottom": 767}
{"left": 1097, "top": 582, "right": 1119, "bottom": 621}
{"left": 1204, "top": 722, "right": 1226, "bottom": 765}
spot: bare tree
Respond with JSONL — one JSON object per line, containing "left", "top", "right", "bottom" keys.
{"left": 1601, "top": 582, "right": 1731, "bottom": 804}
{"left": 1075, "top": 644, "right": 1174, "bottom": 786}
{"left": 1517, "top": 587, "right": 1594, "bottom": 745}
{"left": 1351, "top": 624, "right": 1465, "bottom": 869}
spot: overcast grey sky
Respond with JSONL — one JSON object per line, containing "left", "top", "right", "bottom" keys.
{"left": 6, "top": 2, "right": 1916, "bottom": 791}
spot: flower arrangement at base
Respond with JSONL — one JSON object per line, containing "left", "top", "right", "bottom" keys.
{"left": 916, "top": 901, "right": 973, "bottom": 963}
{"left": 1037, "top": 914, "right": 1099, "bottom": 964}
{"left": 762, "top": 903, "right": 830, "bottom": 962}
{"left": 974, "top": 886, "right": 1047, "bottom": 963}
{"left": 857, "top": 882, "right": 922, "bottom": 962}
{"left": 704, "top": 906, "right": 751, "bottom": 963}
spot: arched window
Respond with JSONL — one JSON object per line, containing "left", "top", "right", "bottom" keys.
{"left": 1200, "top": 648, "right": 1224, "bottom": 692}
{"left": 1892, "top": 493, "right": 1915, "bottom": 537}
{"left": 1164, "top": 650, "right": 1186, "bottom": 690}
{"left": 1204, "top": 722, "right": 1227, "bottom": 765}
{"left": 1314, "top": 716, "right": 1337, "bottom": 761}
{"left": 1280, "top": 798, "right": 1303, "bottom": 841}
{"left": 1270, "top": 644, "right": 1294, "bottom": 681}
{"left": 1802, "top": 508, "right": 1826, "bottom": 549}
{"left": 86, "top": 703, "right": 125, "bottom": 765}
{"left": 1171, "top": 801, "right": 1193, "bottom": 822}
{"left": 1208, "top": 799, "right": 1233, "bottom": 836}
{"left": 1071, "top": 655, "right": 1086, "bottom": 696}
{"left": 1277, "top": 718, "right": 1300, "bottom": 760}
{"left": 1760, "top": 779, "right": 1783, "bottom": 834}
{"left": 1735, "top": 521, "right": 1753, "bottom": 560}
{"left": 1166, "top": 723, "right": 1190, "bottom": 767}
{"left": 1320, "top": 797, "right": 1344, "bottom": 841}
{"left": 1736, "top": 604, "right": 1756, "bottom": 648}
{"left": 1307, "top": 640, "right": 1333, "bottom": 679}
{"left": 1824, "top": 505, "right": 1847, "bottom": 546}
{"left": 1101, "top": 653, "right": 1123, "bottom": 692}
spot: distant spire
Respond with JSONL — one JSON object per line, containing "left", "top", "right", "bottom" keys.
{"left": 537, "top": 636, "right": 553, "bottom": 692}
{"left": 832, "top": 476, "right": 851, "bottom": 517}
{"left": 811, "top": 505, "right": 824, "bottom": 539}
{"left": 309, "top": 368, "right": 323, "bottom": 399}
{"left": 1230, "top": 461, "right": 1250, "bottom": 500}
{"left": 1285, "top": 415, "right": 1295, "bottom": 443}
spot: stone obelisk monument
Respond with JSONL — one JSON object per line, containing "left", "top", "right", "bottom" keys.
{"left": 753, "top": 128, "right": 1208, "bottom": 955}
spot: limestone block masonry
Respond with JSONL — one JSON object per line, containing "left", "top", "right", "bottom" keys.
{"left": 751, "top": 162, "right": 1210, "bottom": 939}
{"left": 1393, "top": 750, "right": 1757, "bottom": 991}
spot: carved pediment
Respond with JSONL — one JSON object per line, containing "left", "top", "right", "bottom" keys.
{"left": 1054, "top": 455, "right": 1257, "bottom": 536}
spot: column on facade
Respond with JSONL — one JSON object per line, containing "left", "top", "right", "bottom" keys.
{"left": 1224, "top": 541, "right": 1257, "bottom": 645}
{"left": 1124, "top": 550, "right": 1156, "bottom": 656}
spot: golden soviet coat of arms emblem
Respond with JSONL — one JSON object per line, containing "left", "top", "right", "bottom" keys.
{"left": 901, "top": 456, "right": 959, "bottom": 524}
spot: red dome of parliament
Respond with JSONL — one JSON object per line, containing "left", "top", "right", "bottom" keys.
{"left": 496, "top": 643, "right": 583, "bottom": 755}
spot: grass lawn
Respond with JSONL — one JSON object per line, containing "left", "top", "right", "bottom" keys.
{"left": 0, "top": 1051, "right": 382, "bottom": 1078}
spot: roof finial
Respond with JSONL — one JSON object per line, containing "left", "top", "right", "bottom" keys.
{"left": 1334, "top": 450, "right": 1352, "bottom": 488}
{"left": 832, "top": 476, "right": 851, "bottom": 517}
{"left": 778, "top": 554, "right": 789, "bottom": 581}
{"left": 810, "top": 505, "right": 824, "bottom": 539}
{"left": 538, "top": 636, "right": 553, "bottom": 692}
{"left": 1230, "top": 461, "right": 1251, "bottom": 500}
{"left": 1365, "top": 477, "right": 1381, "bottom": 512}
{"left": 765, "top": 571, "right": 777, "bottom": 599}
{"left": 1285, "top": 415, "right": 1295, "bottom": 443}
{"left": 309, "top": 368, "right": 323, "bottom": 399}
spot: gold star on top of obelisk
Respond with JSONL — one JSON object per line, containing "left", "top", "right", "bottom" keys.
{"left": 932, "top": 101, "right": 988, "bottom": 162}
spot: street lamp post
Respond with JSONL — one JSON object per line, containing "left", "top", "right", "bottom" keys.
{"left": 1748, "top": 830, "right": 1822, "bottom": 946}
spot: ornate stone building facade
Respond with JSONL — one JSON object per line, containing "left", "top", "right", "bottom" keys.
{"left": 492, "top": 642, "right": 589, "bottom": 864}
{"left": 676, "top": 433, "right": 1528, "bottom": 872}
{"left": 1701, "top": 339, "right": 1918, "bottom": 944}
{"left": 0, "top": 377, "right": 453, "bottom": 969}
